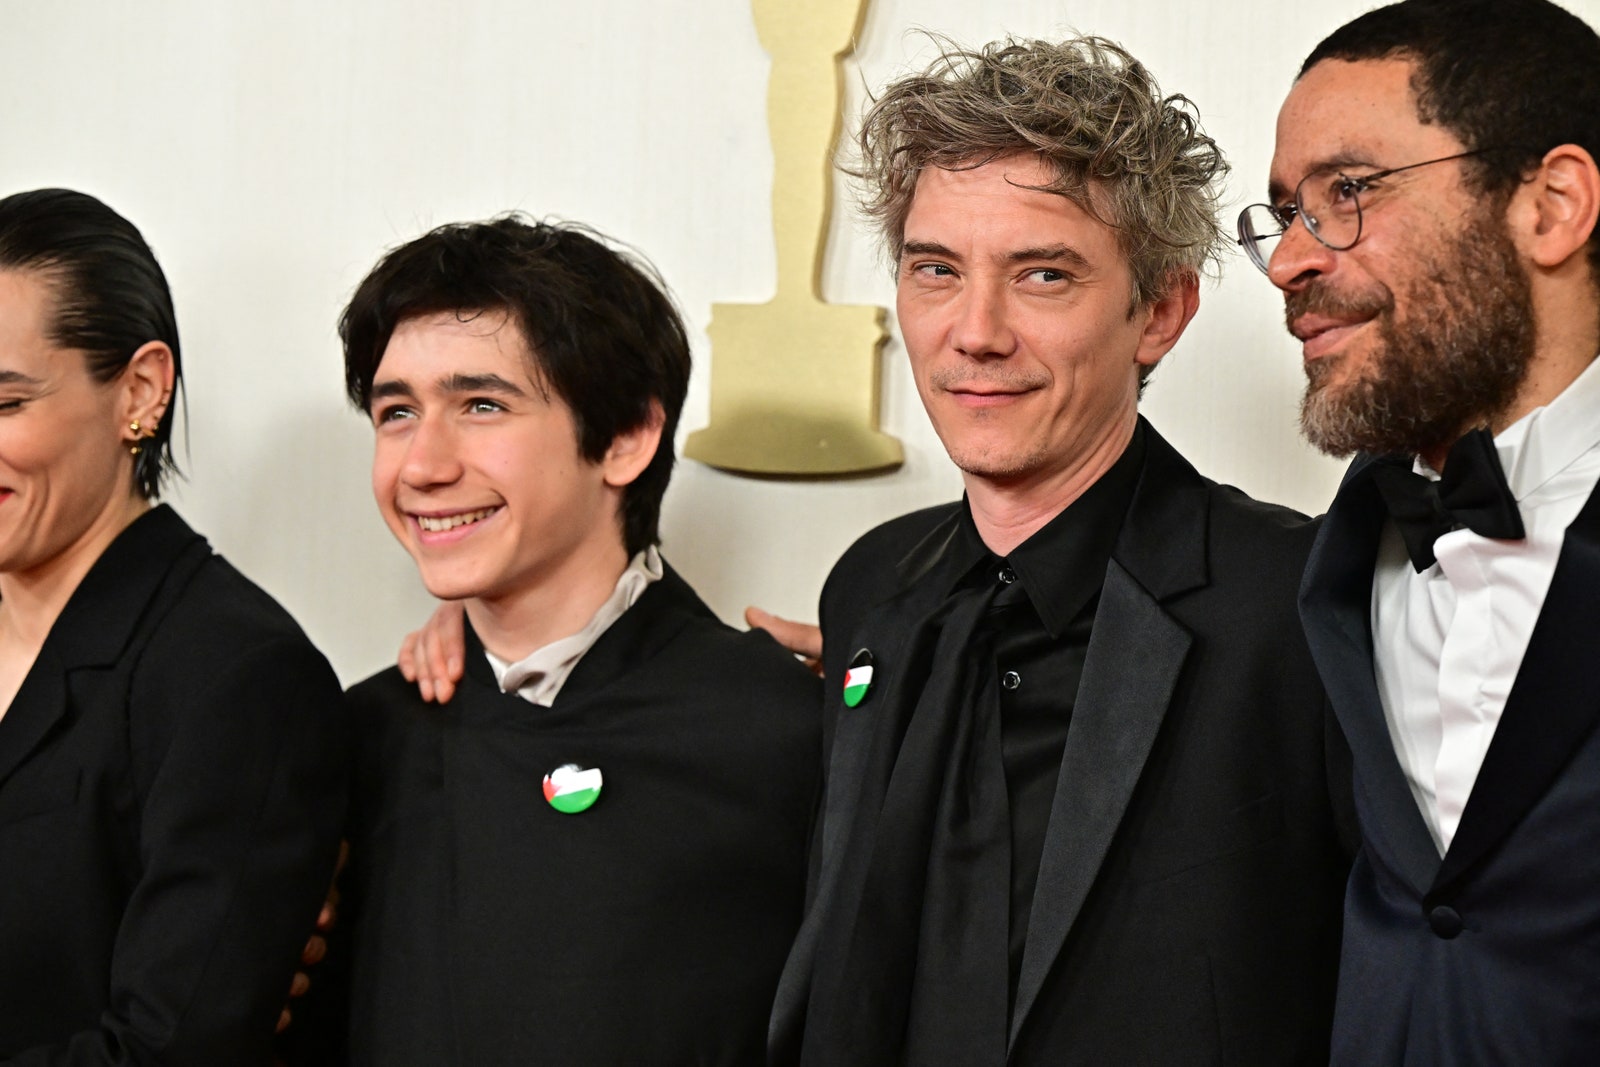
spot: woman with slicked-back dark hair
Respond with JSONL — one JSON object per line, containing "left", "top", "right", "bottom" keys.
{"left": 0, "top": 188, "right": 347, "bottom": 1065}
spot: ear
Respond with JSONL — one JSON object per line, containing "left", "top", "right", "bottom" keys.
{"left": 1133, "top": 269, "right": 1201, "bottom": 369}
{"left": 118, "top": 341, "right": 175, "bottom": 437}
{"left": 1511, "top": 144, "right": 1600, "bottom": 271}
{"left": 600, "top": 398, "right": 666, "bottom": 489}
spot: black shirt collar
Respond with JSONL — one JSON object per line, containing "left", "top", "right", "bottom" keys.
{"left": 947, "top": 422, "right": 1147, "bottom": 637}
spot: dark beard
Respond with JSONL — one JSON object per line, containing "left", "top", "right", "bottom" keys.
{"left": 1294, "top": 211, "right": 1536, "bottom": 459}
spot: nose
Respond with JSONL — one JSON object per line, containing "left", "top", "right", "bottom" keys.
{"left": 399, "top": 414, "right": 462, "bottom": 489}
{"left": 949, "top": 281, "right": 1017, "bottom": 360}
{"left": 1266, "top": 213, "right": 1338, "bottom": 292}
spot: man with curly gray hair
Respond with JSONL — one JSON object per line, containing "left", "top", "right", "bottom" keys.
{"left": 766, "top": 35, "right": 1351, "bottom": 1067}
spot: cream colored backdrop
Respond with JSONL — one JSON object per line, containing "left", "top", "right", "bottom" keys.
{"left": 4, "top": 0, "right": 1594, "bottom": 682}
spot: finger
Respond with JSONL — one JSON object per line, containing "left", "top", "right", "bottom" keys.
{"left": 744, "top": 606, "right": 824, "bottom": 660}
{"left": 442, "top": 603, "right": 465, "bottom": 683}
{"left": 302, "top": 934, "right": 327, "bottom": 966}
{"left": 424, "top": 628, "right": 455, "bottom": 704}
{"left": 290, "top": 971, "right": 311, "bottom": 998}
{"left": 277, "top": 1007, "right": 292, "bottom": 1034}
{"left": 398, "top": 631, "right": 420, "bottom": 683}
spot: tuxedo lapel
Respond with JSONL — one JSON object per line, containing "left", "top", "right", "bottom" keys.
{"left": 1008, "top": 558, "right": 1190, "bottom": 1048}
{"left": 1436, "top": 478, "right": 1600, "bottom": 889}
{"left": 1299, "top": 458, "right": 1440, "bottom": 895}
{"left": 1009, "top": 427, "right": 1202, "bottom": 1049}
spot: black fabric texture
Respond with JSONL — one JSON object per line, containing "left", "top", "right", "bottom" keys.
{"left": 310, "top": 564, "right": 822, "bottom": 1067}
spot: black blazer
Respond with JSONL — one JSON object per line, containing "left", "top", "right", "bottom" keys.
{"left": 1302, "top": 456, "right": 1600, "bottom": 1066}
{"left": 772, "top": 421, "right": 1354, "bottom": 1066}
{"left": 0, "top": 506, "right": 348, "bottom": 1066}
{"left": 299, "top": 563, "right": 821, "bottom": 1067}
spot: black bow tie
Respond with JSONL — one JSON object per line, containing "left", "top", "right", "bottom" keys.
{"left": 1370, "top": 428, "right": 1526, "bottom": 572}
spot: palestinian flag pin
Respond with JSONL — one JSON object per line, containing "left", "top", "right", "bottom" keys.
{"left": 542, "top": 763, "right": 603, "bottom": 814}
{"left": 843, "top": 648, "right": 875, "bottom": 708}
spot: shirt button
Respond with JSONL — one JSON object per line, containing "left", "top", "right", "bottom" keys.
{"left": 1427, "top": 904, "right": 1464, "bottom": 939}
{"left": 998, "top": 565, "right": 1017, "bottom": 584}
{"left": 1001, "top": 670, "right": 1022, "bottom": 690}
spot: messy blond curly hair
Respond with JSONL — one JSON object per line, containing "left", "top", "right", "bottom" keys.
{"left": 851, "top": 35, "right": 1228, "bottom": 308}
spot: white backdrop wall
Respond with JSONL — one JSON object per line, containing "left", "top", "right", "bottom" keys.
{"left": 4, "top": 0, "right": 1595, "bottom": 683}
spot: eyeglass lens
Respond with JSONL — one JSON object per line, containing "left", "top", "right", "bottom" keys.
{"left": 1238, "top": 171, "right": 1367, "bottom": 273}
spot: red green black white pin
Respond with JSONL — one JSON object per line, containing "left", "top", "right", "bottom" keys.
{"left": 543, "top": 763, "right": 603, "bottom": 814}
{"left": 843, "top": 648, "right": 875, "bottom": 707}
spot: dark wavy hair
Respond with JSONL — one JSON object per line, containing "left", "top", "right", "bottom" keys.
{"left": 340, "top": 215, "right": 691, "bottom": 556}
{"left": 0, "top": 188, "right": 182, "bottom": 499}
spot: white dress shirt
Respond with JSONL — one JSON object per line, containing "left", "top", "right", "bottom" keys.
{"left": 483, "top": 546, "right": 664, "bottom": 706}
{"left": 1372, "top": 355, "right": 1600, "bottom": 855}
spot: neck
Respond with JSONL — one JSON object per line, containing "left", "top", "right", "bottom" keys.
{"left": 965, "top": 412, "right": 1135, "bottom": 556}
{"left": 463, "top": 540, "right": 632, "bottom": 664}
{"left": 0, "top": 494, "right": 151, "bottom": 651}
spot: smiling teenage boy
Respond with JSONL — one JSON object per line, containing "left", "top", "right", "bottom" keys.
{"left": 323, "top": 216, "right": 820, "bottom": 1065}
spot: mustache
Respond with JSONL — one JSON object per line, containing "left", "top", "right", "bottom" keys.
{"left": 927, "top": 368, "right": 1050, "bottom": 392}
{"left": 1283, "top": 280, "right": 1392, "bottom": 328}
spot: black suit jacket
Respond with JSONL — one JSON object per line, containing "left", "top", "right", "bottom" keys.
{"left": 0, "top": 505, "right": 348, "bottom": 1066}
{"left": 304, "top": 563, "right": 821, "bottom": 1067}
{"left": 772, "top": 421, "right": 1353, "bottom": 1066}
{"left": 1302, "top": 456, "right": 1600, "bottom": 1066}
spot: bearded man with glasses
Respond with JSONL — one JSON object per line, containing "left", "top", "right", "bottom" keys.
{"left": 1249, "top": 0, "right": 1600, "bottom": 1063}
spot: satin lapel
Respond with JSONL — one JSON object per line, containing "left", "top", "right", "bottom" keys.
{"left": 1299, "top": 457, "right": 1440, "bottom": 895}
{"left": 1009, "top": 558, "right": 1190, "bottom": 1048}
{"left": 1007, "top": 426, "right": 1203, "bottom": 1049}
{"left": 1436, "top": 479, "right": 1600, "bottom": 889}
{"left": 770, "top": 520, "right": 965, "bottom": 1053}
{"left": 0, "top": 646, "right": 69, "bottom": 791}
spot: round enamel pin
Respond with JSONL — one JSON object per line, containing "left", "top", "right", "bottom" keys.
{"left": 843, "top": 648, "right": 875, "bottom": 708}
{"left": 542, "top": 763, "right": 603, "bottom": 814}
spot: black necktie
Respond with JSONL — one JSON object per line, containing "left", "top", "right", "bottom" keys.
{"left": 1370, "top": 427, "right": 1526, "bottom": 571}
{"left": 802, "top": 567, "right": 1027, "bottom": 1067}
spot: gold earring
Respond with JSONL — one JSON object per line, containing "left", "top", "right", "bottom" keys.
{"left": 129, "top": 420, "right": 143, "bottom": 456}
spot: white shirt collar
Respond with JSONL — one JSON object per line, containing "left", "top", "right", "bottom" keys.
{"left": 482, "top": 545, "right": 664, "bottom": 706}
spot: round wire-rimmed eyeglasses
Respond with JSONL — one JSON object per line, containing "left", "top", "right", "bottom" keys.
{"left": 1236, "top": 148, "right": 1504, "bottom": 274}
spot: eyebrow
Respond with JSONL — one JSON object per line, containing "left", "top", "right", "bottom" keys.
{"left": 1004, "top": 243, "right": 1090, "bottom": 270}
{"left": 901, "top": 240, "right": 957, "bottom": 261}
{"left": 369, "top": 372, "right": 530, "bottom": 403}
{"left": 1268, "top": 153, "right": 1379, "bottom": 203}
{"left": 0, "top": 369, "right": 45, "bottom": 386}
{"left": 899, "top": 240, "right": 1091, "bottom": 271}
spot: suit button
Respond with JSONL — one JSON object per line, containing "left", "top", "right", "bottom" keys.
{"left": 1001, "top": 670, "right": 1022, "bottom": 690}
{"left": 1428, "top": 905, "right": 1464, "bottom": 939}
{"left": 998, "top": 565, "right": 1017, "bottom": 584}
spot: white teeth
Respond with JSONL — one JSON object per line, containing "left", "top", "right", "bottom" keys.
{"left": 416, "top": 508, "right": 496, "bottom": 533}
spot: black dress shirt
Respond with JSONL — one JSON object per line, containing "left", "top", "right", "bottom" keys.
{"left": 946, "top": 427, "right": 1146, "bottom": 1004}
